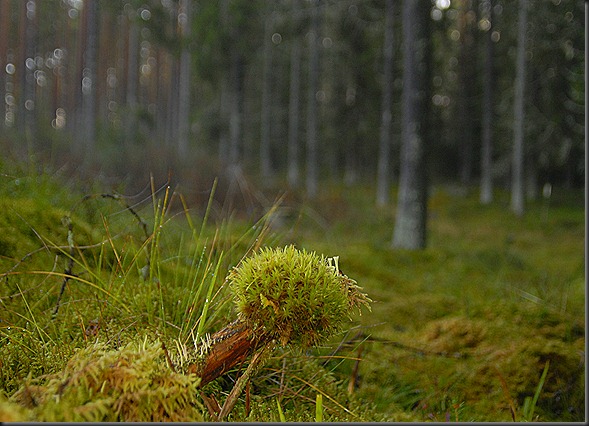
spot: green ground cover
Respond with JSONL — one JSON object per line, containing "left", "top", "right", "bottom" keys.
{"left": 0, "top": 170, "right": 584, "bottom": 422}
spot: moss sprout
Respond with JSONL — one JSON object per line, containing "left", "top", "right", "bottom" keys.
{"left": 229, "top": 245, "right": 371, "bottom": 348}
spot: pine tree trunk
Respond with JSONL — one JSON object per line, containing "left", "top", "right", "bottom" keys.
{"left": 392, "top": 0, "right": 430, "bottom": 250}
{"left": 260, "top": 4, "right": 273, "bottom": 180}
{"left": 177, "top": 0, "right": 192, "bottom": 160}
{"left": 376, "top": 0, "right": 395, "bottom": 207}
{"left": 480, "top": 0, "right": 494, "bottom": 204}
{"left": 306, "top": 0, "right": 321, "bottom": 198}
{"left": 510, "top": 0, "right": 528, "bottom": 216}
{"left": 287, "top": 30, "right": 301, "bottom": 188}
{"left": 81, "top": 0, "right": 98, "bottom": 160}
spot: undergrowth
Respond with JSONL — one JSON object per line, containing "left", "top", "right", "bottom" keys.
{"left": 0, "top": 168, "right": 585, "bottom": 422}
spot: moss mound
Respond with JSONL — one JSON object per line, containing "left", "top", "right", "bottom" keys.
{"left": 229, "top": 245, "right": 370, "bottom": 348}
{"left": 10, "top": 340, "right": 205, "bottom": 422}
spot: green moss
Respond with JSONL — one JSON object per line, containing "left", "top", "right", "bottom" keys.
{"left": 228, "top": 245, "right": 370, "bottom": 348}
{"left": 11, "top": 339, "right": 205, "bottom": 422}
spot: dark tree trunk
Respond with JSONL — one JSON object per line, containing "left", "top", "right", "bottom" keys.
{"left": 511, "top": 0, "right": 528, "bottom": 216}
{"left": 479, "top": 0, "right": 495, "bottom": 204}
{"left": 376, "top": 0, "right": 395, "bottom": 207}
{"left": 177, "top": 0, "right": 192, "bottom": 160}
{"left": 306, "top": 0, "right": 321, "bottom": 198}
{"left": 81, "top": 0, "right": 98, "bottom": 160}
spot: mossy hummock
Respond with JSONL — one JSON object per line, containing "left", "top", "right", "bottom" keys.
{"left": 188, "top": 245, "right": 371, "bottom": 406}
{"left": 230, "top": 245, "right": 369, "bottom": 347}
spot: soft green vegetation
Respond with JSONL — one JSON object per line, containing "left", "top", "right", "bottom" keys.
{"left": 229, "top": 245, "right": 370, "bottom": 348}
{"left": 0, "top": 168, "right": 584, "bottom": 422}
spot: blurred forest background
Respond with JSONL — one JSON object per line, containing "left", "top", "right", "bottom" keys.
{"left": 0, "top": 0, "right": 584, "bottom": 211}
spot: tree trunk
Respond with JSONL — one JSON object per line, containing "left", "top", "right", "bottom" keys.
{"left": 177, "top": 0, "right": 192, "bottom": 160}
{"left": 392, "top": 0, "right": 431, "bottom": 250}
{"left": 510, "top": 0, "right": 528, "bottom": 216}
{"left": 306, "top": 0, "right": 321, "bottom": 198}
{"left": 81, "top": 0, "right": 98, "bottom": 161}
{"left": 260, "top": 4, "right": 273, "bottom": 180}
{"left": 376, "top": 0, "right": 395, "bottom": 207}
{"left": 228, "top": 49, "right": 244, "bottom": 169}
{"left": 0, "top": 1, "right": 10, "bottom": 133}
{"left": 23, "top": 0, "right": 37, "bottom": 146}
{"left": 125, "top": 10, "right": 139, "bottom": 147}
{"left": 287, "top": 24, "right": 301, "bottom": 188}
{"left": 479, "top": 0, "right": 494, "bottom": 204}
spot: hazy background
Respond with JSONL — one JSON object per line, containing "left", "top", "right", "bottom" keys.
{"left": 0, "top": 0, "right": 584, "bottom": 207}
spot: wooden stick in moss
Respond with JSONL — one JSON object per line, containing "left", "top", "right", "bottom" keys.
{"left": 186, "top": 245, "right": 371, "bottom": 417}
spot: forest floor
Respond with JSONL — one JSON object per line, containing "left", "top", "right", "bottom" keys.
{"left": 0, "top": 170, "right": 585, "bottom": 422}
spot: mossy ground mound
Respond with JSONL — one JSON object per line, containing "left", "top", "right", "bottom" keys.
{"left": 8, "top": 340, "right": 204, "bottom": 422}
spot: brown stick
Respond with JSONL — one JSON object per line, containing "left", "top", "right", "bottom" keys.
{"left": 187, "top": 319, "right": 262, "bottom": 388}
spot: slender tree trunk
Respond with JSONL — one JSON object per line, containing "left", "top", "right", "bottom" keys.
{"left": 510, "top": 0, "right": 528, "bottom": 216}
{"left": 22, "top": 0, "right": 37, "bottom": 147}
{"left": 306, "top": 0, "right": 321, "bottom": 198}
{"left": 376, "top": 0, "right": 395, "bottom": 207}
{"left": 177, "top": 0, "right": 192, "bottom": 160}
{"left": 287, "top": 31, "right": 301, "bottom": 188}
{"left": 260, "top": 4, "right": 273, "bottom": 180}
{"left": 457, "top": 0, "right": 476, "bottom": 186}
{"left": 392, "top": 0, "right": 431, "bottom": 250}
{"left": 81, "top": 0, "right": 98, "bottom": 161}
{"left": 228, "top": 50, "right": 244, "bottom": 169}
{"left": 0, "top": 0, "right": 9, "bottom": 133}
{"left": 480, "top": 0, "right": 494, "bottom": 204}
{"left": 125, "top": 10, "right": 139, "bottom": 147}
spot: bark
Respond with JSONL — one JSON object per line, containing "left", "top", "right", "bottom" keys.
{"left": 510, "top": 0, "right": 528, "bottom": 216}
{"left": 306, "top": 0, "right": 321, "bottom": 198}
{"left": 479, "top": 0, "right": 494, "bottom": 204}
{"left": 81, "top": 0, "right": 98, "bottom": 159}
{"left": 0, "top": 0, "right": 9, "bottom": 132}
{"left": 177, "top": 0, "right": 192, "bottom": 159}
{"left": 392, "top": 0, "right": 431, "bottom": 250}
{"left": 125, "top": 10, "right": 139, "bottom": 145}
{"left": 457, "top": 0, "right": 477, "bottom": 186}
{"left": 228, "top": 50, "right": 244, "bottom": 169}
{"left": 260, "top": 4, "right": 273, "bottom": 180}
{"left": 287, "top": 33, "right": 301, "bottom": 188}
{"left": 187, "top": 320, "right": 258, "bottom": 388}
{"left": 18, "top": 0, "right": 38, "bottom": 140}
{"left": 376, "top": 0, "right": 395, "bottom": 207}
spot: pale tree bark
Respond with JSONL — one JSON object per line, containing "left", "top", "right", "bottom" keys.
{"left": 80, "top": 0, "right": 98, "bottom": 160}
{"left": 22, "top": 0, "right": 37, "bottom": 145}
{"left": 480, "top": 0, "right": 494, "bottom": 204}
{"left": 0, "top": 1, "right": 9, "bottom": 133}
{"left": 226, "top": 2, "right": 244, "bottom": 171}
{"left": 376, "top": 0, "right": 395, "bottom": 207}
{"left": 177, "top": 0, "right": 192, "bottom": 159}
{"left": 260, "top": 4, "right": 274, "bottom": 180}
{"left": 125, "top": 9, "right": 139, "bottom": 146}
{"left": 392, "top": 0, "right": 431, "bottom": 250}
{"left": 510, "top": 0, "right": 528, "bottom": 216}
{"left": 228, "top": 49, "right": 244, "bottom": 169}
{"left": 306, "top": 0, "right": 321, "bottom": 198}
{"left": 457, "top": 0, "right": 476, "bottom": 186}
{"left": 287, "top": 30, "right": 301, "bottom": 188}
